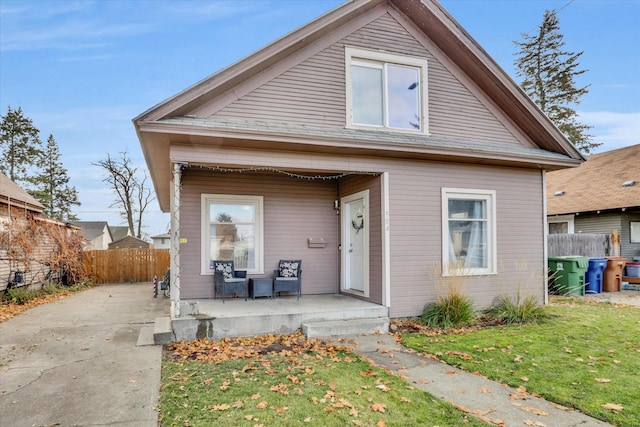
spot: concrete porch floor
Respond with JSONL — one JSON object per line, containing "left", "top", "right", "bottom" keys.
{"left": 160, "top": 294, "right": 389, "bottom": 342}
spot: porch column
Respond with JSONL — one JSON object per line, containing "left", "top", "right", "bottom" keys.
{"left": 171, "top": 163, "right": 182, "bottom": 317}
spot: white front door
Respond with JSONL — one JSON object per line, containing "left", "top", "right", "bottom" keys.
{"left": 341, "top": 190, "right": 369, "bottom": 296}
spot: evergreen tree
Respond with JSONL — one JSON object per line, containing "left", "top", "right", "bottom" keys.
{"left": 0, "top": 106, "right": 43, "bottom": 183}
{"left": 29, "top": 134, "right": 80, "bottom": 221}
{"left": 514, "top": 10, "right": 601, "bottom": 154}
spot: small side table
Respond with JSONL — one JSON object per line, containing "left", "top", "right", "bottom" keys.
{"left": 250, "top": 278, "right": 273, "bottom": 299}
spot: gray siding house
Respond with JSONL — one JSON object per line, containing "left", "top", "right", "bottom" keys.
{"left": 134, "top": 0, "right": 583, "bottom": 320}
{"left": 547, "top": 144, "right": 640, "bottom": 259}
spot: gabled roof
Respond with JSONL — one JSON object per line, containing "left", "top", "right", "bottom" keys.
{"left": 0, "top": 172, "right": 44, "bottom": 213}
{"left": 134, "top": 0, "right": 585, "bottom": 210}
{"left": 70, "top": 221, "right": 112, "bottom": 241}
{"left": 547, "top": 144, "right": 640, "bottom": 215}
{"left": 110, "top": 226, "right": 131, "bottom": 241}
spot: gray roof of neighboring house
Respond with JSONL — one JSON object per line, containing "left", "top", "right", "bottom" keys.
{"left": 110, "top": 226, "right": 131, "bottom": 241}
{"left": 0, "top": 172, "right": 44, "bottom": 213}
{"left": 70, "top": 221, "right": 112, "bottom": 241}
{"left": 547, "top": 144, "right": 640, "bottom": 215}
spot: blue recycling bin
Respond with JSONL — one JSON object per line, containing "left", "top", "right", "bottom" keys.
{"left": 585, "top": 257, "right": 607, "bottom": 294}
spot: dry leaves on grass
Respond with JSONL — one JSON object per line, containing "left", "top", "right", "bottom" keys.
{"left": 166, "top": 331, "right": 344, "bottom": 363}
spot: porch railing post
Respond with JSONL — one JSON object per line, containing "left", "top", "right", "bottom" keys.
{"left": 171, "top": 163, "right": 183, "bottom": 317}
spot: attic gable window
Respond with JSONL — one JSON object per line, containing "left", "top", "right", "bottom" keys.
{"left": 345, "top": 47, "right": 428, "bottom": 134}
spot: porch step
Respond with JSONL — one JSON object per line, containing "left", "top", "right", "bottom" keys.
{"left": 302, "top": 317, "right": 389, "bottom": 338}
{"left": 153, "top": 316, "right": 175, "bottom": 345}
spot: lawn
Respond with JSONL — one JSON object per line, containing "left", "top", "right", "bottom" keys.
{"left": 401, "top": 297, "right": 640, "bottom": 427}
{"left": 160, "top": 333, "right": 490, "bottom": 426}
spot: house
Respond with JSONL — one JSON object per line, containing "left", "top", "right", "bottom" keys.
{"left": 133, "top": 0, "right": 583, "bottom": 326}
{"left": 151, "top": 233, "right": 171, "bottom": 249}
{"left": 71, "top": 221, "right": 113, "bottom": 250}
{"left": 108, "top": 235, "right": 151, "bottom": 250}
{"left": 1, "top": 173, "right": 79, "bottom": 290}
{"left": 110, "top": 226, "right": 132, "bottom": 242}
{"left": 547, "top": 144, "right": 640, "bottom": 259}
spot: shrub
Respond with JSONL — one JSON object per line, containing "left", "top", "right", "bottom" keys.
{"left": 486, "top": 294, "right": 550, "bottom": 324}
{"left": 421, "top": 291, "right": 475, "bottom": 328}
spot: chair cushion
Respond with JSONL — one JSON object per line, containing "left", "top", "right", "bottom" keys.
{"left": 279, "top": 260, "right": 300, "bottom": 278}
{"left": 225, "top": 278, "right": 246, "bottom": 283}
{"left": 213, "top": 261, "right": 234, "bottom": 280}
{"left": 275, "top": 277, "right": 297, "bottom": 281}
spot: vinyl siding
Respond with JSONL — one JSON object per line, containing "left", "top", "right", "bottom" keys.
{"left": 174, "top": 147, "right": 545, "bottom": 318}
{"left": 211, "top": 12, "right": 527, "bottom": 147}
{"left": 575, "top": 212, "right": 640, "bottom": 259}
{"left": 179, "top": 169, "right": 340, "bottom": 299}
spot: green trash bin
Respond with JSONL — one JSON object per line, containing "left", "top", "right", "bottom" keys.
{"left": 548, "top": 256, "right": 589, "bottom": 295}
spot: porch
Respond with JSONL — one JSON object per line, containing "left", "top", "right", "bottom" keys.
{"left": 154, "top": 294, "right": 389, "bottom": 343}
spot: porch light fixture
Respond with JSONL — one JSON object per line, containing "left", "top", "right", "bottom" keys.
{"left": 622, "top": 180, "right": 636, "bottom": 187}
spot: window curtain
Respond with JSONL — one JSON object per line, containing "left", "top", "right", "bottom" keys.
{"left": 464, "top": 201, "right": 483, "bottom": 268}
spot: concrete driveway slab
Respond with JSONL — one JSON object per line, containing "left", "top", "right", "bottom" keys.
{"left": 0, "top": 282, "right": 169, "bottom": 427}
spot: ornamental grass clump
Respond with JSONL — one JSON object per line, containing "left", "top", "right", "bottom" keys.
{"left": 486, "top": 259, "right": 550, "bottom": 324}
{"left": 420, "top": 263, "right": 476, "bottom": 328}
{"left": 486, "top": 294, "right": 550, "bottom": 324}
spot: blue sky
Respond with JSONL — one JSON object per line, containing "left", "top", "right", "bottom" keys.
{"left": 1, "top": 0, "right": 638, "bottom": 236}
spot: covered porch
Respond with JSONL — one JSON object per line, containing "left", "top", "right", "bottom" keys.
{"left": 154, "top": 294, "right": 389, "bottom": 343}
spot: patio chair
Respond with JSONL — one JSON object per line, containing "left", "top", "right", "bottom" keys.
{"left": 212, "top": 260, "right": 248, "bottom": 303}
{"left": 273, "top": 260, "right": 302, "bottom": 299}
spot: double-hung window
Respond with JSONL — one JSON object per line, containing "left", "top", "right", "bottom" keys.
{"left": 201, "top": 194, "right": 263, "bottom": 274}
{"left": 442, "top": 188, "right": 496, "bottom": 276}
{"left": 346, "top": 47, "right": 428, "bottom": 133}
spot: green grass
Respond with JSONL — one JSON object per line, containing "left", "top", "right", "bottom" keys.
{"left": 160, "top": 350, "right": 489, "bottom": 426}
{"left": 402, "top": 298, "right": 640, "bottom": 426}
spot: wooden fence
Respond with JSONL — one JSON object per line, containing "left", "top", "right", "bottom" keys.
{"left": 548, "top": 234, "right": 611, "bottom": 257}
{"left": 83, "top": 249, "right": 170, "bottom": 284}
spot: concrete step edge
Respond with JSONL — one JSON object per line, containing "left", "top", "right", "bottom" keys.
{"left": 153, "top": 316, "right": 175, "bottom": 345}
{"left": 302, "top": 317, "right": 390, "bottom": 338}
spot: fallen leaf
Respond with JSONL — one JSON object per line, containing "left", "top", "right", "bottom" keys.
{"left": 443, "top": 369, "right": 458, "bottom": 375}
{"left": 524, "top": 420, "right": 546, "bottom": 426}
{"left": 479, "top": 388, "right": 492, "bottom": 393}
{"left": 376, "top": 420, "right": 387, "bottom": 427}
{"left": 256, "top": 401, "right": 268, "bottom": 409}
{"left": 521, "top": 406, "right": 549, "bottom": 416}
{"left": 595, "top": 378, "right": 611, "bottom": 383}
{"left": 400, "top": 397, "right": 411, "bottom": 403}
{"left": 521, "top": 376, "right": 529, "bottom": 382}
{"left": 371, "top": 403, "right": 386, "bottom": 413}
{"left": 602, "top": 403, "right": 624, "bottom": 412}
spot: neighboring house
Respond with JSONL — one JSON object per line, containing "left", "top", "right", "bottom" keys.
{"left": 134, "top": 0, "right": 583, "bottom": 319}
{"left": 547, "top": 144, "right": 640, "bottom": 259}
{"left": 0, "top": 173, "right": 79, "bottom": 290}
{"left": 110, "top": 226, "right": 132, "bottom": 242}
{"left": 108, "top": 235, "right": 151, "bottom": 249}
{"left": 71, "top": 221, "right": 113, "bottom": 250}
{"left": 151, "top": 233, "right": 171, "bottom": 249}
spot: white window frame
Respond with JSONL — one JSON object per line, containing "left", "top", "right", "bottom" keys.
{"left": 201, "top": 194, "right": 264, "bottom": 275}
{"left": 547, "top": 214, "right": 575, "bottom": 234}
{"left": 442, "top": 188, "right": 497, "bottom": 276}
{"left": 345, "top": 46, "right": 429, "bottom": 134}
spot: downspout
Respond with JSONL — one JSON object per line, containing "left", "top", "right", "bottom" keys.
{"left": 171, "top": 163, "right": 183, "bottom": 317}
{"left": 542, "top": 170, "right": 549, "bottom": 305}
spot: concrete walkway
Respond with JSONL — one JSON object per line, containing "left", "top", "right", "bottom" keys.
{"left": 336, "top": 333, "right": 613, "bottom": 426}
{"left": 0, "top": 282, "right": 168, "bottom": 427}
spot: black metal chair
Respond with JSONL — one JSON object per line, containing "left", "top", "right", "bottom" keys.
{"left": 273, "top": 260, "right": 302, "bottom": 299}
{"left": 212, "top": 260, "right": 248, "bottom": 302}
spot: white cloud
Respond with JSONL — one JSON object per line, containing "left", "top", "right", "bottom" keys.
{"left": 578, "top": 111, "right": 640, "bottom": 153}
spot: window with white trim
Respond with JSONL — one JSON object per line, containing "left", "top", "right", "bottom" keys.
{"left": 548, "top": 215, "right": 574, "bottom": 234}
{"left": 201, "top": 194, "right": 263, "bottom": 274}
{"left": 442, "top": 188, "right": 496, "bottom": 276}
{"left": 345, "top": 47, "right": 428, "bottom": 133}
